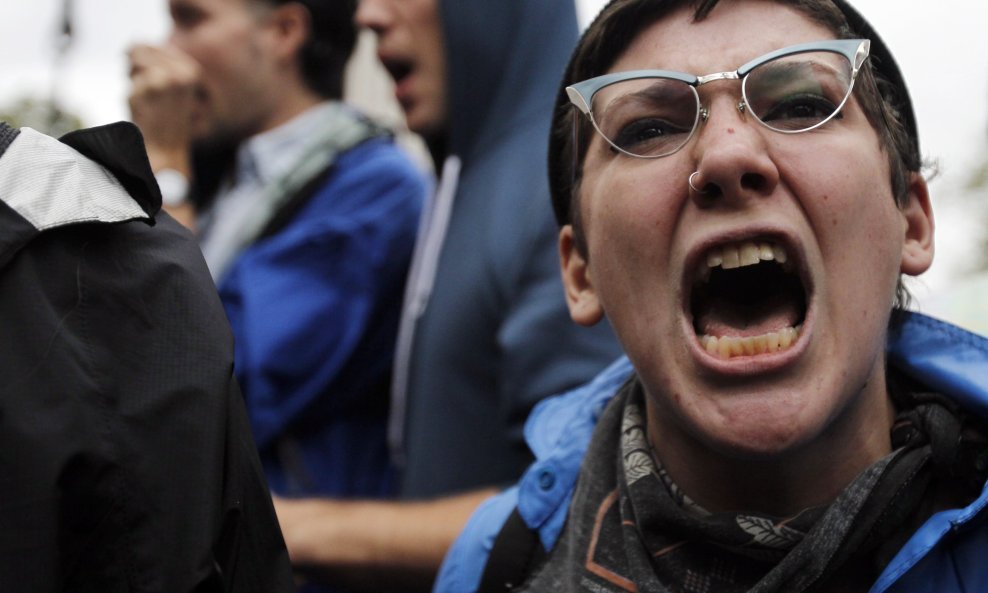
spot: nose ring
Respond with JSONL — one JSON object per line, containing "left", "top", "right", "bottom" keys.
{"left": 688, "top": 171, "right": 705, "bottom": 194}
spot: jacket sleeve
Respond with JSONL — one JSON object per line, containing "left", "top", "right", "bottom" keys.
{"left": 434, "top": 487, "right": 519, "bottom": 593}
{"left": 218, "top": 140, "right": 425, "bottom": 453}
{"left": 72, "top": 213, "right": 296, "bottom": 592}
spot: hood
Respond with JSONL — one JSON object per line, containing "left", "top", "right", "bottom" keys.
{"left": 440, "top": 0, "right": 579, "bottom": 162}
{"left": 0, "top": 121, "right": 159, "bottom": 269}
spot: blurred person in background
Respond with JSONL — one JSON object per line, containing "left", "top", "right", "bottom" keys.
{"left": 273, "top": 0, "right": 624, "bottom": 590}
{"left": 127, "top": 0, "right": 426, "bottom": 538}
{"left": 0, "top": 119, "right": 294, "bottom": 591}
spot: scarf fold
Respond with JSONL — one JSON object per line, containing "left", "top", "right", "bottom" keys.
{"left": 520, "top": 373, "right": 988, "bottom": 593}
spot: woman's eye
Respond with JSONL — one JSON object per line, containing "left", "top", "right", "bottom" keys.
{"left": 613, "top": 118, "right": 687, "bottom": 150}
{"left": 761, "top": 94, "right": 838, "bottom": 124}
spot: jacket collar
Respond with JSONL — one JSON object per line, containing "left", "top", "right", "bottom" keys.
{"left": 0, "top": 122, "right": 157, "bottom": 269}
{"left": 888, "top": 311, "right": 988, "bottom": 418}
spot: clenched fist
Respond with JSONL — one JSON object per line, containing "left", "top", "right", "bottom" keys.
{"left": 128, "top": 43, "right": 202, "bottom": 175}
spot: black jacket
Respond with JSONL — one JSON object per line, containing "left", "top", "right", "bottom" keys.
{"left": 0, "top": 122, "right": 295, "bottom": 592}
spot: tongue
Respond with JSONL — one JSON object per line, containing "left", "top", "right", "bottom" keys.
{"left": 696, "top": 290, "right": 802, "bottom": 338}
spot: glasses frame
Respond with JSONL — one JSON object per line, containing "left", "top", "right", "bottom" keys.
{"left": 566, "top": 39, "right": 871, "bottom": 159}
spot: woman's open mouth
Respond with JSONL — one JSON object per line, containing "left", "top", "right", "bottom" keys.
{"left": 689, "top": 238, "right": 809, "bottom": 360}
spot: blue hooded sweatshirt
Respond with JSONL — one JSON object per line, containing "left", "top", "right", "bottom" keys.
{"left": 391, "top": 0, "right": 625, "bottom": 498}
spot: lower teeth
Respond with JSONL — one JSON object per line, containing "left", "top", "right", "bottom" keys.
{"left": 700, "top": 326, "right": 802, "bottom": 359}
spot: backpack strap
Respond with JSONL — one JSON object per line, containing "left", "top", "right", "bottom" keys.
{"left": 477, "top": 508, "right": 546, "bottom": 593}
{"left": 206, "top": 103, "right": 389, "bottom": 280}
{"left": 255, "top": 155, "right": 338, "bottom": 241}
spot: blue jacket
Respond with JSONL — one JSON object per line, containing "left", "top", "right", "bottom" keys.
{"left": 219, "top": 137, "right": 425, "bottom": 498}
{"left": 436, "top": 312, "right": 988, "bottom": 593}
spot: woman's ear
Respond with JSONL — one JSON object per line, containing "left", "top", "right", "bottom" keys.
{"left": 899, "top": 172, "right": 935, "bottom": 276}
{"left": 559, "top": 225, "right": 604, "bottom": 326}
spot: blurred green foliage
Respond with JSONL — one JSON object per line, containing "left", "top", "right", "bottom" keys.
{"left": 969, "top": 160, "right": 988, "bottom": 192}
{"left": 0, "top": 96, "right": 84, "bottom": 137}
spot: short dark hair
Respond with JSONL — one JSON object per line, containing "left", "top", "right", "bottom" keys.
{"left": 260, "top": 0, "right": 358, "bottom": 99}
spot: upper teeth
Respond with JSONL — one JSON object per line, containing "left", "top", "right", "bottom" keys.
{"left": 704, "top": 241, "right": 787, "bottom": 273}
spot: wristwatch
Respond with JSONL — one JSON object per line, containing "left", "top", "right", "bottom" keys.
{"left": 155, "top": 168, "right": 190, "bottom": 207}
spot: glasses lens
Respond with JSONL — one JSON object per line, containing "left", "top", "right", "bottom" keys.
{"left": 590, "top": 77, "right": 699, "bottom": 158}
{"left": 743, "top": 50, "right": 855, "bottom": 133}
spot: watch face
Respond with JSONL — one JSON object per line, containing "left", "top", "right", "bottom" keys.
{"left": 156, "top": 169, "right": 189, "bottom": 207}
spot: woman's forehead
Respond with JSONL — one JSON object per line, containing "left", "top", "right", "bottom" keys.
{"left": 606, "top": 1, "right": 837, "bottom": 75}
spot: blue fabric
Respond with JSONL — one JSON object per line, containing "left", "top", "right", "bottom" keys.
{"left": 219, "top": 137, "right": 426, "bottom": 498}
{"left": 435, "top": 313, "right": 988, "bottom": 593}
{"left": 398, "top": 0, "right": 624, "bottom": 499}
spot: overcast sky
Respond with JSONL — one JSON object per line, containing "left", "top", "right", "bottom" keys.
{"left": 0, "top": 0, "right": 986, "bottom": 315}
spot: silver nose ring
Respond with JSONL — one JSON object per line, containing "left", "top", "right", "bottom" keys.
{"left": 688, "top": 171, "right": 705, "bottom": 193}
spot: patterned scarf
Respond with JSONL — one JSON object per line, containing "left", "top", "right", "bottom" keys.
{"left": 519, "top": 374, "right": 988, "bottom": 593}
